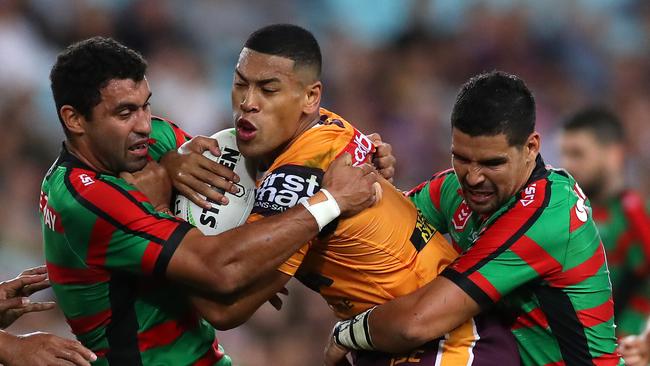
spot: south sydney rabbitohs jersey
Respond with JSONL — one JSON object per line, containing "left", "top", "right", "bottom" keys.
{"left": 408, "top": 156, "right": 622, "bottom": 366}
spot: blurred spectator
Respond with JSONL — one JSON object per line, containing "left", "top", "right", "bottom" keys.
{"left": 3, "top": 0, "right": 650, "bottom": 364}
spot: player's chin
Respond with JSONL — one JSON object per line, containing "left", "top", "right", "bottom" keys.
{"left": 124, "top": 159, "right": 148, "bottom": 173}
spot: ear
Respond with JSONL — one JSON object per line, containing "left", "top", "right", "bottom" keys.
{"left": 303, "top": 80, "right": 322, "bottom": 115}
{"left": 525, "top": 132, "right": 541, "bottom": 162}
{"left": 60, "top": 105, "right": 86, "bottom": 135}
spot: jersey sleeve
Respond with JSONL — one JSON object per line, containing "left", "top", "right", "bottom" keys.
{"left": 407, "top": 169, "right": 456, "bottom": 234}
{"left": 147, "top": 117, "right": 192, "bottom": 162}
{"left": 66, "top": 169, "right": 192, "bottom": 277}
{"left": 440, "top": 178, "right": 562, "bottom": 309}
{"left": 248, "top": 164, "right": 325, "bottom": 276}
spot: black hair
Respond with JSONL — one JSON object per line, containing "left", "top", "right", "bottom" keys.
{"left": 451, "top": 71, "right": 536, "bottom": 146}
{"left": 562, "top": 106, "right": 624, "bottom": 145}
{"left": 243, "top": 24, "right": 321, "bottom": 78}
{"left": 50, "top": 36, "right": 147, "bottom": 135}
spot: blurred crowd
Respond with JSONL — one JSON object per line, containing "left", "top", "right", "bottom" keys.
{"left": 2, "top": 0, "right": 650, "bottom": 364}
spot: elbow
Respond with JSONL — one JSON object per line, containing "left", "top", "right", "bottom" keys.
{"left": 397, "top": 321, "right": 431, "bottom": 348}
{"left": 203, "top": 266, "right": 247, "bottom": 296}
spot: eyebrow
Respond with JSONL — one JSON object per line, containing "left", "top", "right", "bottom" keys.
{"left": 114, "top": 92, "right": 152, "bottom": 112}
{"left": 452, "top": 150, "right": 507, "bottom": 165}
{"left": 235, "top": 69, "right": 280, "bottom": 85}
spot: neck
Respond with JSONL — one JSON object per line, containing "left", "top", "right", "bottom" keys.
{"left": 259, "top": 112, "right": 320, "bottom": 170}
{"left": 65, "top": 140, "right": 111, "bottom": 174}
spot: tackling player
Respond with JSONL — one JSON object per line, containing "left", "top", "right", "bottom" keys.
{"left": 41, "top": 37, "right": 378, "bottom": 366}
{"left": 559, "top": 106, "right": 650, "bottom": 337}
{"left": 325, "top": 71, "right": 622, "bottom": 366}
{"left": 192, "top": 25, "right": 521, "bottom": 365}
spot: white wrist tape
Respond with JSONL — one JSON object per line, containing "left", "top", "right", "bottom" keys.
{"left": 332, "top": 306, "right": 376, "bottom": 351}
{"left": 301, "top": 189, "right": 341, "bottom": 231}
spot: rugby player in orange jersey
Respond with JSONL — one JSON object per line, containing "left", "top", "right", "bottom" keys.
{"left": 191, "top": 24, "right": 520, "bottom": 365}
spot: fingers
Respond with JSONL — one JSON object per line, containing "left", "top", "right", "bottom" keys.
{"left": 177, "top": 176, "right": 229, "bottom": 207}
{"left": 21, "top": 279, "right": 51, "bottom": 296}
{"left": 198, "top": 157, "right": 240, "bottom": 184}
{"left": 331, "top": 152, "right": 352, "bottom": 168}
{"left": 118, "top": 171, "right": 136, "bottom": 185}
{"left": 19, "top": 265, "right": 47, "bottom": 276}
{"left": 0, "top": 297, "right": 29, "bottom": 312}
{"left": 56, "top": 339, "right": 96, "bottom": 366}
{"left": 13, "top": 301, "right": 56, "bottom": 315}
{"left": 185, "top": 136, "right": 221, "bottom": 156}
{"left": 3, "top": 273, "right": 49, "bottom": 294}
{"left": 268, "top": 295, "right": 283, "bottom": 310}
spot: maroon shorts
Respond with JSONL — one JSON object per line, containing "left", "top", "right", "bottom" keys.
{"left": 352, "top": 313, "right": 520, "bottom": 366}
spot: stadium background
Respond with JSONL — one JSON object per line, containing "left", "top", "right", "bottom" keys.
{"left": 1, "top": 0, "right": 649, "bottom": 364}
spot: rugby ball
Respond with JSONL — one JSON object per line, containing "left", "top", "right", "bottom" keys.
{"left": 173, "top": 128, "right": 257, "bottom": 235}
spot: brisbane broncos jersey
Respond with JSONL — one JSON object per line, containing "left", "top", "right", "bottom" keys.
{"left": 248, "top": 108, "right": 520, "bottom": 365}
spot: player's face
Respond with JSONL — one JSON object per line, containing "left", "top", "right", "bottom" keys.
{"left": 558, "top": 130, "right": 607, "bottom": 197}
{"left": 452, "top": 129, "right": 539, "bottom": 215}
{"left": 84, "top": 78, "right": 152, "bottom": 173}
{"left": 231, "top": 48, "right": 308, "bottom": 162}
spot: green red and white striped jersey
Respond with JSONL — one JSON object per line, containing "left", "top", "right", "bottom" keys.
{"left": 593, "top": 191, "right": 650, "bottom": 335}
{"left": 407, "top": 155, "right": 622, "bottom": 366}
{"left": 40, "top": 117, "right": 231, "bottom": 366}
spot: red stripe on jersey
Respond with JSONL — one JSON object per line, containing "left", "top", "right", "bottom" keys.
{"left": 629, "top": 296, "right": 650, "bottom": 314}
{"left": 543, "top": 361, "right": 565, "bottom": 366}
{"left": 67, "top": 308, "right": 112, "bottom": 335}
{"left": 593, "top": 352, "right": 623, "bottom": 366}
{"left": 129, "top": 190, "right": 150, "bottom": 204}
{"left": 622, "top": 191, "right": 650, "bottom": 274}
{"left": 94, "top": 349, "right": 108, "bottom": 358}
{"left": 137, "top": 314, "right": 198, "bottom": 352}
{"left": 86, "top": 218, "right": 114, "bottom": 266}
{"left": 153, "top": 115, "right": 192, "bottom": 148}
{"left": 141, "top": 242, "right": 163, "bottom": 274}
{"left": 47, "top": 261, "right": 110, "bottom": 285}
{"left": 451, "top": 180, "right": 549, "bottom": 273}
{"left": 467, "top": 271, "right": 500, "bottom": 302}
{"left": 512, "top": 307, "right": 549, "bottom": 330}
{"left": 548, "top": 244, "right": 606, "bottom": 288}
{"left": 69, "top": 168, "right": 179, "bottom": 243}
{"left": 577, "top": 298, "right": 614, "bottom": 327}
{"left": 426, "top": 170, "right": 453, "bottom": 210}
{"left": 193, "top": 340, "right": 225, "bottom": 366}
{"left": 509, "top": 235, "right": 562, "bottom": 277}
{"left": 335, "top": 128, "right": 375, "bottom": 167}
{"left": 609, "top": 229, "right": 634, "bottom": 266}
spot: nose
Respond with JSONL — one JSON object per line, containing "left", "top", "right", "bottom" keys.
{"left": 465, "top": 164, "right": 485, "bottom": 187}
{"left": 134, "top": 109, "right": 152, "bottom": 136}
{"left": 240, "top": 88, "right": 259, "bottom": 113}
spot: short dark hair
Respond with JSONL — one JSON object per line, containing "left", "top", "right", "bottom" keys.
{"left": 50, "top": 36, "right": 147, "bottom": 135}
{"left": 243, "top": 24, "right": 322, "bottom": 78}
{"left": 451, "top": 71, "right": 536, "bottom": 146}
{"left": 561, "top": 106, "right": 624, "bottom": 145}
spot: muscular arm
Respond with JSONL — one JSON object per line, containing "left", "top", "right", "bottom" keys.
{"left": 190, "top": 271, "right": 290, "bottom": 330}
{"left": 368, "top": 276, "right": 479, "bottom": 352}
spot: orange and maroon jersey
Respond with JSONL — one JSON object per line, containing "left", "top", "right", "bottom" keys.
{"left": 248, "top": 108, "right": 519, "bottom": 364}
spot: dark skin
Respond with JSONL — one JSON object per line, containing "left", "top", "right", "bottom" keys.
{"left": 0, "top": 267, "right": 97, "bottom": 366}
{"left": 324, "top": 130, "right": 541, "bottom": 365}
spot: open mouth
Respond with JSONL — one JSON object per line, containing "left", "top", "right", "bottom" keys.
{"left": 236, "top": 118, "right": 257, "bottom": 142}
{"left": 465, "top": 189, "right": 494, "bottom": 204}
{"left": 128, "top": 141, "right": 149, "bottom": 156}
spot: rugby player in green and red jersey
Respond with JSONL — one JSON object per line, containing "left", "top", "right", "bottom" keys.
{"left": 41, "top": 37, "right": 380, "bottom": 366}
{"left": 325, "top": 71, "right": 622, "bottom": 366}
{"left": 559, "top": 107, "right": 650, "bottom": 338}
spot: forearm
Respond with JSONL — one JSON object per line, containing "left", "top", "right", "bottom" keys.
{"left": 334, "top": 277, "right": 480, "bottom": 353}
{"left": 191, "top": 272, "right": 289, "bottom": 330}
{"left": 204, "top": 205, "right": 316, "bottom": 292}
{"left": 0, "top": 330, "right": 16, "bottom": 362}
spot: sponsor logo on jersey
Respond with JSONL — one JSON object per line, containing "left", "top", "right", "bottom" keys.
{"left": 338, "top": 129, "right": 375, "bottom": 167}
{"left": 520, "top": 183, "right": 537, "bottom": 206}
{"left": 253, "top": 165, "right": 323, "bottom": 215}
{"left": 573, "top": 183, "right": 588, "bottom": 222}
{"left": 39, "top": 191, "right": 64, "bottom": 233}
{"left": 79, "top": 173, "right": 95, "bottom": 186}
{"left": 453, "top": 201, "right": 472, "bottom": 231}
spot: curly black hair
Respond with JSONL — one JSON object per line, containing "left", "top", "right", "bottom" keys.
{"left": 50, "top": 36, "right": 147, "bottom": 135}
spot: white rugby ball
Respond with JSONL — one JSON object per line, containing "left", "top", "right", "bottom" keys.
{"left": 173, "top": 128, "right": 257, "bottom": 235}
